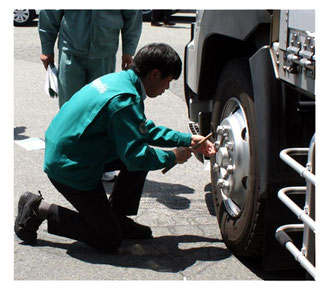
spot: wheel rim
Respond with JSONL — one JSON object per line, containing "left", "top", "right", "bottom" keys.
{"left": 213, "top": 97, "right": 250, "bottom": 217}
{"left": 14, "top": 9, "right": 30, "bottom": 24}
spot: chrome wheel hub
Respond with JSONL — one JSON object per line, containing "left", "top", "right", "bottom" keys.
{"left": 213, "top": 98, "right": 250, "bottom": 217}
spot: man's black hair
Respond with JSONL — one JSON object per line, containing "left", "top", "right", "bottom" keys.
{"left": 130, "top": 43, "right": 182, "bottom": 80}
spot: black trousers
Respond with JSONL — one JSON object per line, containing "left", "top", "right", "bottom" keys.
{"left": 46, "top": 159, "right": 148, "bottom": 252}
{"left": 151, "top": 10, "right": 172, "bottom": 22}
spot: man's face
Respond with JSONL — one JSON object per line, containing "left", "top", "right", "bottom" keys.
{"left": 146, "top": 70, "right": 174, "bottom": 98}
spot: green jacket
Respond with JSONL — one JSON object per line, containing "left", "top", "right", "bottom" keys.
{"left": 38, "top": 10, "right": 142, "bottom": 58}
{"left": 44, "top": 70, "right": 192, "bottom": 190}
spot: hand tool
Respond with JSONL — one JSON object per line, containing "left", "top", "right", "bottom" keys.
{"left": 162, "top": 132, "right": 213, "bottom": 174}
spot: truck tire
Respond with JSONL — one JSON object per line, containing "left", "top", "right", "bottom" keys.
{"left": 210, "top": 58, "right": 264, "bottom": 257}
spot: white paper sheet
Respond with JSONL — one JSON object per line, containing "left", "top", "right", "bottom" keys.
{"left": 15, "top": 138, "right": 45, "bottom": 150}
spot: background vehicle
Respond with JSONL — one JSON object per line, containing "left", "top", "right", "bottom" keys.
{"left": 14, "top": 9, "right": 39, "bottom": 26}
{"left": 184, "top": 10, "right": 315, "bottom": 276}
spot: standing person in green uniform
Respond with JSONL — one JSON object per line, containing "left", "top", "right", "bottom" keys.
{"left": 14, "top": 43, "right": 215, "bottom": 253}
{"left": 38, "top": 9, "right": 142, "bottom": 108}
{"left": 38, "top": 9, "right": 142, "bottom": 181}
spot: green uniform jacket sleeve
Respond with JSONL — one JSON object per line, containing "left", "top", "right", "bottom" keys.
{"left": 108, "top": 97, "right": 191, "bottom": 171}
{"left": 120, "top": 10, "right": 142, "bottom": 56}
{"left": 144, "top": 120, "right": 192, "bottom": 148}
{"left": 38, "top": 10, "right": 64, "bottom": 55}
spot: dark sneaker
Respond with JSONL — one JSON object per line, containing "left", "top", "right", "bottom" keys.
{"left": 14, "top": 191, "right": 44, "bottom": 244}
{"left": 151, "top": 21, "right": 163, "bottom": 27}
{"left": 164, "top": 20, "right": 176, "bottom": 26}
{"left": 118, "top": 215, "right": 152, "bottom": 240}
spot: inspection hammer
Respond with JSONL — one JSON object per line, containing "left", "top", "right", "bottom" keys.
{"left": 162, "top": 132, "right": 213, "bottom": 174}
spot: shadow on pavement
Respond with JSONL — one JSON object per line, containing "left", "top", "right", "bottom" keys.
{"left": 236, "top": 256, "right": 306, "bottom": 280}
{"left": 104, "top": 179, "right": 195, "bottom": 210}
{"left": 57, "top": 235, "right": 230, "bottom": 273}
{"left": 204, "top": 183, "right": 216, "bottom": 216}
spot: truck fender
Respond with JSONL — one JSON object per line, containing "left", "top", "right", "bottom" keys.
{"left": 249, "top": 45, "right": 279, "bottom": 198}
{"left": 201, "top": 10, "right": 270, "bottom": 42}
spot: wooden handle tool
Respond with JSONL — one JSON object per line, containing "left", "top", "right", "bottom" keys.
{"left": 162, "top": 133, "right": 213, "bottom": 174}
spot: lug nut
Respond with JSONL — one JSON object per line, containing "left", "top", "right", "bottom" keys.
{"left": 223, "top": 128, "right": 229, "bottom": 137}
{"left": 214, "top": 141, "right": 221, "bottom": 150}
{"left": 216, "top": 126, "right": 224, "bottom": 135}
{"left": 217, "top": 179, "right": 224, "bottom": 188}
{"left": 226, "top": 164, "right": 234, "bottom": 174}
{"left": 217, "top": 179, "right": 230, "bottom": 190}
{"left": 213, "top": 163, "right": 220, "bottom": 172}
{"left": 226, "top": 142, "right": 233, "bottom": 151}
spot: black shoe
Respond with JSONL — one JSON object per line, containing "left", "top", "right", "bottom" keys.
{"left": 164, "top": 20, "right": 175, "bottom": 26}
{"left": 14, "top": 191, "right": 44, "bottom": 244}
{"left": 117, "top": 215, "right": 152, "bottom": 240}
{"left": 151, "top": 21, "right": 163, "bottom": 27}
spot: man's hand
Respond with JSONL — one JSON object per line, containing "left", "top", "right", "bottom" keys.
{"left": 40, "top": 54, "right": 54, "bottom": 70}
{"left": 122, "top": 54, "right": 133, "bottom": 70}
{"left": 190, "top": 135, "right": 216, "bottom": 156}
{"left": 173, "top": 147, "right": 192, "bottom": 164}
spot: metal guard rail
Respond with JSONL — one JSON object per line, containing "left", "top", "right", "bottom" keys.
{"left": 275, "top": 147, "right": 315, "bottom": 279}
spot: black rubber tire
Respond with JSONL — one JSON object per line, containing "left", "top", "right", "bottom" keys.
{"left": 210, "top": 58, "right": 265, "bottom": 257}
{"left": 142, "top": 10, "right": 152, "bottom": 22}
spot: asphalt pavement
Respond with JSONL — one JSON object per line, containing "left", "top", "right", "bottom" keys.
{"left": 12, "top": 16, "right": 299, "bottom": 281}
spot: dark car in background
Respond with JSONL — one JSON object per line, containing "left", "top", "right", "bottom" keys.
{"left": 14, "top": 9, "right": 39, "bottom": 26}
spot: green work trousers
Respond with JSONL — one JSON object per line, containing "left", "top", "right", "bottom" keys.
{"left": 58, "top": 50, "right": 116, "bottom": 108}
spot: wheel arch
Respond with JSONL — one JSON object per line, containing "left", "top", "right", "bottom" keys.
{"left": 197, "top": 23, "right": 270, "bottom": 103}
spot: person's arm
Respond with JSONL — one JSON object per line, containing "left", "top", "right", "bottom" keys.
{"left": 38, "top": 10, "right": 64, "bottom": 69}
{"left": 120, "top": 10, "right": 142, "bottom": 70}
{"left": 108, "top": 102, "right": 191, "bottom": 171}
{"left": 144, "top": 119, "right": 192, "bottom": 148}
{"left": 145, "top": 120, "right": 215, "bottom": 157}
